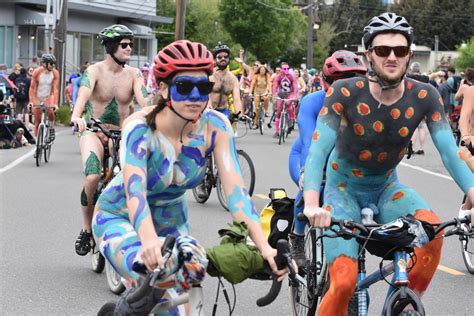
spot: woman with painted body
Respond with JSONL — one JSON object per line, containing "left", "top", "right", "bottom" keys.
{"left": 250, "top": 64, "right": 272, "bottom": 127}
{"left": 303, "top": 13, "right": 474, "bottom": 315}
{"left": 92, "top": 40, "right": 287, "bottom": 315}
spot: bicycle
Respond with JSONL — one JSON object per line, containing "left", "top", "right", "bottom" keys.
{"left": 458, "top": 140, "right": 474, "bottom": 273}
{"left": 251, "top": 93, "right": 268, "bottom": 135}
{"left": 34, "top": 103, "right": 54, "bottom": 167}
{"left": 276, "top": 97, "right": 297, "bottom": 145}
{"left": 292, "top": 212, "right": 473, "bottom": 315}
{"left": 82, "top": 118, "right": 125, "bottom": 295}
{"left": 192, "top": 146, "right": 256, "bottom": 212}
{"left": 97, "top": 235, "right": 293, "bottom": 316}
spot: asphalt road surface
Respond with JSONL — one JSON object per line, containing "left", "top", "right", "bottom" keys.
{"left": 1, "top": 123, "right": 473, "bottom": 315}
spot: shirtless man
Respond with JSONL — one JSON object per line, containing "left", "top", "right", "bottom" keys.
{"left": 458, "top": 68, "right": 474, "bottom": 170}
{"left": 209, "top": 42, "right": 242, "bottom": 118}
{"left": 71, "top": 24, "right": 150, "bottom": 256}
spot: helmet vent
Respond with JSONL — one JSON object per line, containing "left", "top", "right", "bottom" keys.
{"left": 175, "top": 44, "right": 188, "bottom": 60}
{"left": 186, "top": 42, "right": 195, "bottom": 59}
{"left": 163, "top": 48, "right": 177, "bottom": 60}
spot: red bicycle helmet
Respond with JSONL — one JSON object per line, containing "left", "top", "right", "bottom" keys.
{"left": 322, "top": 50, "right": 367, "bottom": 91}
{"left": 153, "top": 40, "right": 214, "bottom": 81}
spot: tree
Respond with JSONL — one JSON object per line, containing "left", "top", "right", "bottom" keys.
{"left": 219, "top": 0, "right": 307, "bottom": 65}
{"left": 456, "top": 37, "right": 474, "bottom": 71}
{"left": 393, "top": 0, "right": 474, "bottom": 50}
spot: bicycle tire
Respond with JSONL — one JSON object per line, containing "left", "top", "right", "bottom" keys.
{"left": 105, "top": 261, "right": 126, "bottom": 294}
{"left": 192, "top": 158, "right": 213, "bottom": 203}
{"left": 35, "top": 125, "right": 44, "bottom": 167}
{"left": 216, "top": 149, "right": 256, "bottom": 211}
{"left": 460, "top": 226, "right": 474, "bottom": 274}
{"left": 44, "top": 128, "right": 51, "bottom": 163}
{"left": 97, "top": 301, "right": 116, "bottom": 316}
{"left": 259, "top": 102, "right": 264, "bottom": 135}
{"left": 279, "top": 112, "right": 286, "bottom": 145}
{"left": 91, "top": 250, "right": 106, "bottom": 273}
{"left": 234, "top": 119, "right": 249, "bottom": 139}
{"left": 384, "top": 288, "right": 424, "bottom": 316}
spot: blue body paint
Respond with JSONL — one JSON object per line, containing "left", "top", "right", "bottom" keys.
{"left": 170, "top": 75, "right": 210, "bottom": 102}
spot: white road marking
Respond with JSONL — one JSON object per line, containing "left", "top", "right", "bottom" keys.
{"left": 400, "top": 161, "right": 454, "bottom": 182}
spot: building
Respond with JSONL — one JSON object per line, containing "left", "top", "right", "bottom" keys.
{"left": 0, "top": 0, "right": 172, "bottom": 75}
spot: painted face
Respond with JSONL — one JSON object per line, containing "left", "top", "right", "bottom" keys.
{"left": 169, "top": 72, "right": 213, "bottom": 120}
{"left": 281, "top": 65, "right": 290, "bottom": 75}
{"left": 366, "top": 33, "right": 410, "bottom": 84}
{"left": 215, "top": 52, "right": 229, "bottom": 68}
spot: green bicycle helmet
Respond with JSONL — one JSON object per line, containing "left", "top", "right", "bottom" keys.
{"left": 212, "top": 42, "right": 231, "bottom": 58}
{"left": 97, "top": 24, "right": 134, "bottom": 45}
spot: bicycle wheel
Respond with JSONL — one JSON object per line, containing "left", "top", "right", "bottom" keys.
{"left": 259, "top": 104, "right": 264, "bottom": 135}
{"left": 105, "top": 261, "right": 126, "bottom": 294}
{"left": 460, "top": 225, "right": 474, "bottom": 274}
{"left": 35, "top": 125, "right": 44, "bottom": 167}
{"left": 279, "top": 112, "right": 286, "bottom": 145}
{"left": 234, "top": 119, "right": 249, "bottom": 139}
{"left": 216, "top": 149, "right": 256, "bottom": 211}
{"left": 384, "top": 287, "right": 424, "bottom": 316}
{"left": 91, "top": 248, "right": 106, "bottom": 273}
{"left": 290, "top": 228, "right": 327, "bottom": 315}
{"left": 192, "top": 158, "right": 213, "bottom": 203}
{"left": 44, "top": 128, "right": 51, "bottom": 163}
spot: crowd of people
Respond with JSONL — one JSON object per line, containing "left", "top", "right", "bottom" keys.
{"left": 1, "top": 12, "right": 474, "bottom": 315}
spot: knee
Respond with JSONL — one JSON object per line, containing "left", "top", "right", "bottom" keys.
{"left": 84, "top": 174, "right": 100, "bottom": 186}
{"left": 328, "top": 256, "right": 357, "bottom": 296}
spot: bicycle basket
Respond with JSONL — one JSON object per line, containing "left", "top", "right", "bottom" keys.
{"left": 358, "top": 215, "right": 435, "bottom": 259}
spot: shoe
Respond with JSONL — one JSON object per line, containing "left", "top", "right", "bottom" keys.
{"left": 287, "top": 125, "right": 294, "bottom": 134}
{"left": 289, "top": 233, "right": 306, "bottom": 269}
{"left": 49, "top": 128, "right": 55, "bottom": 141}
{"left": 252, "top": 124, "right": 259, "bottom": 129}
{"left": 114, "top": 283, "right": 164, "bottom": 315}
{"left": 75, "top": 229, "right": 94, "bottom": 256}
{"left": 265, "top": 113, "right": 270, "bottom": 117}
{"left": 273, "top": 132, "right": 280, "bottom": 139}
{"left": 415, "top": 150, "right": 424, "bottom": 155}
{"left": 267, "top": 123, "right": 272, "bottom": 129}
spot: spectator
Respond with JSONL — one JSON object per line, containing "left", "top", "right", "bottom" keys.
{"left": 10, "top": 127, "right": 29, "bottom": 148}
{"left": 29, "top": 56, "right": 39, "bottom": 69}
{"left": 8, "top": 63, "right": 22, "bottom": 83}
{"left": 27, "top": 66, "right": 35, "bottom": 79}
{"left": 438, "top": 71, "right": 451, "bottom": 116}
{"left": 13, "top": 68, "right": 31, "bottom": 128}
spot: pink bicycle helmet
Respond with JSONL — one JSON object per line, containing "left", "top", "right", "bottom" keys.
{"left": 322, "top": 50, "right": 367, "bottom": 91}
{"left": 153, "top": 40, "right": 214, "bottom": 81}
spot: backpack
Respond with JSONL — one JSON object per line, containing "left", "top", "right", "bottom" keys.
{"left": 260, "top": 188, "right": 294, "bottom": 248}
{"left": 448, "top": 76, "right": 462, "bottom": 94}
{"left": 14, "top": 77, "right": 28, "bottom": 101}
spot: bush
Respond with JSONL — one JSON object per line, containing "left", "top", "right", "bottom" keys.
{"left": 56, "top": 105, "right": 71, "bottom": 125}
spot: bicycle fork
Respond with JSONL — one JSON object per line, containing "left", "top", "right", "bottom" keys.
{"left": 356, "top": 249, "right": 369, "bottom": 316}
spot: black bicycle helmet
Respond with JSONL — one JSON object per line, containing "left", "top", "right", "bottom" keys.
{"left": 41, "top": 53, "right": 56, "bottom": 65}
{"left": 212, "top": 42, "right": 231, "bottom": 58}
{"left": 362, "top": 12, "right": 414, "bottom": 50}
{"left": 97, "top": 24, "right": 134, "bottom": 45}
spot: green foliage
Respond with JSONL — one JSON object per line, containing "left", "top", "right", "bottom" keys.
{"left": 56, "top": 105, "right": 71, "bottom": 125}
{"left": 320, "top": 0, "right": 387, "bottom": 52}
{"left": 456, "top": 37, "right": 474, "bottom": 71}
{"left": 393, "top": 0, "right": 474, "bottom": 50}
{"left": 219, "top": 0, "right": 307, "bottom": 65}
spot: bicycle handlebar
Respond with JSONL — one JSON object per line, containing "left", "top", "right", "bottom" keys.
{"left": 70, "top": 118, "right": 122, "bottom": 139}
{"left": 460, "top": 140, "right": 474, "bottom": 155}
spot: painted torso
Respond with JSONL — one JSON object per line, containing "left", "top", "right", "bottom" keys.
{"left": 253, "top": 74, "right": 269, "bottom": 95}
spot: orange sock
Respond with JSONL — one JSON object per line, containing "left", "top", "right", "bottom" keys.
{"left": 317, "top": 256, "right": 357, "bottom": 316}
{"left": 409, "top": 209, "right": 443, "bottom": 294}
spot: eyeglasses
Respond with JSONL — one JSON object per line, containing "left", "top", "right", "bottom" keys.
{"left": 282, "top": 67, "right": 289, "bottom": 71}
{"left": 172, "top": 80, "right": 215, "bottom": 95}
{"left": 370, "top": 46, "right": 410, "bottom": 58}
{"left": 119, "top": 42, "right": 134, "bottom": 49}
{"left": 216, "top": 54, "right": 229, "bottom": 61}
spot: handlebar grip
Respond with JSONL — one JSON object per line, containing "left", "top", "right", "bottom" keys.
{"left": 297, "top": 212, "right": 307, "bottom": 222}
{"left": 256, "top": 277, "right": 282, "bottom": 307}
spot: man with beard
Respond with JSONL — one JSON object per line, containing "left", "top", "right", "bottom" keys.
{"left": 209, "top": 42, "right": 242, "bottom": 119}
{"left": 71, "top": 24, "right": 150, "bottom": 256}
{"left": 303, "top": 12, "right": 474, "bottom": 314}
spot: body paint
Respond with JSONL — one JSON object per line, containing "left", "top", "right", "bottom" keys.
{"left": 170, "top": 76, "right": 210, "bottom": 102}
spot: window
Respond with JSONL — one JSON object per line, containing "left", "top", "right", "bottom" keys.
{"left": 0, "top": 26, "right": 14, "bottom": 67}
{"left": 80, "top": 34, "right": 92, "bottom": 66}
{"left": 138, "top": 38, "right": 148, "bottom": 57}
{"left": 92, "top": 36, "right": 104, "bottom": 62}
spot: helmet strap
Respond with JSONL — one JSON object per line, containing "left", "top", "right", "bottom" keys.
{"left": 165, "top": 98, "right": 206, "bottom": 144}
{"left": 367, "top": 60, "right": 405, "bottom": 91}
{"left": 110, "top": 52, "right": 126, "bottom": 68}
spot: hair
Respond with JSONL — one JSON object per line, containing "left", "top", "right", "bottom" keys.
{"left": 145, "top": 82, "right": 169, "bottom": 130}
{"left": 465, "top": 68, "right": 474, "bottom": 85}
{"left": 20, "top": 68, "right": 26, "bottom": 75}
{"left": 447, "top": 67, "right": 456, "bottom": 74}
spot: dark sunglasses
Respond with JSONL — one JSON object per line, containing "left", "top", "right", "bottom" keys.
{"left": 370, "top": 45, "right": 410, "bottom": 58}
{"left": 282, "top": 67, "right": 289, "bottom": 70}
{"left": 119, "top": 42, "right": 134, "bottom": 49}
{"left": 173, "top": 80, "right": 215, "bottom": 95}
{"left": 216, "top": 54, "right": 229, "bottom": 61}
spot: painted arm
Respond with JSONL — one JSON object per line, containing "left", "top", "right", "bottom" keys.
{"left": 71, "top": 68, "right": 96, "bottom": 131}
{"left": 459, "top": 87, "right": 474, "bottom": 139}
{"left": 298, "top": 91, "right": 325, "bottom": 165}
{"left": 425, "top": 86, "right": 474, "bottom": 193}
{"left": 72, "top": 77, "right": 81, "bottom": 105}
{"left": 133, "top": 68, "right": 152, "bottom": 108}
{"left": 249, "top": 76, "right": 256, "bottom": 95}
{"left": 51, "top": 69, "right": 60, "bottom": 107}
{"left": 303, "top": 85, "right": 341, "bottom": 208}
{"left": 290, "top": 75, "right": 299, "bottom": 99}
{"left": 272, "top": 75, "right": 280, "bottom": 96}
{"left": 29, "top": 68, "right": 40, "bottom": 105}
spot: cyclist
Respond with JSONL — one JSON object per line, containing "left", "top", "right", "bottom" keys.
{"left": 303, "top": 12, "right": 474, "bottom": 315}
{"left": 250, "top": 64, "right": 271, "bottom": 128}
{"left": 92, "top": 40, "right": 288, "bottom": 314}
{"left": 71, "top": 24, "right": 150, "bottom": 256}
{"left": 209, "top": 42, "right": 242, "bottom": 118}
{"left": 288, "top": 51, "right": 368, "bottom": 267}
{"left": 29, "top": 53, "right": 59, "bottom": 138}
{"left": 272, "top": 62, "right": 298, "bottom": 138}
{"left": 459, "top": 68, "right": 474, "bottom": 173}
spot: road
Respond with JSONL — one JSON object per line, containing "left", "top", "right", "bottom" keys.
{"left": 0, "top": 124, "right": 473, "bottom": 315}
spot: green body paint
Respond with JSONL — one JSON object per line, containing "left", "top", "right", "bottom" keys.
{"left": 80, "top": 70, "right": 92, "bottom": 89}
{"left": 85, "top": 151, "right": 101, "bottom": 176}
{"left": 81, "top": 187, "right": 88, "bottom": 206}
{"left": 141, "top": 85, "right": 148, "bottom": 98}
{"left": 84, "top": 98, "right": 120, "bottom": 126}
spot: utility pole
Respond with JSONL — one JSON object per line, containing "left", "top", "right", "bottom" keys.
{"left": 175, "top": 0, "right": 186, "bottom": 40}
{"left": 55, "top": 0, "right": 68, "bottom": 105}
{"left": 306, "top": 1, "right": 315, "bottom": 68}
{"left": 434, "top": 35, "right": 439, "bottom": 69}
{"left": 44, "top": 0, "right": 52, "bottom": 52}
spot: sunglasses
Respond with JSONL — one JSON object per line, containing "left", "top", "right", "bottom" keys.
{"left": 282, "top": 67, "right": 289, "bottom": 71}
{"left": 119, "top": 42, "right": 134, "bottom": 49}
{"left": 370, "top": 46, "right": 410, "bottom": 58}
{"left": 216, "top": 54, "right": 229, "bottom": 61}
{"left": 173, "top": 80, "right": 215, "bottom": 95}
